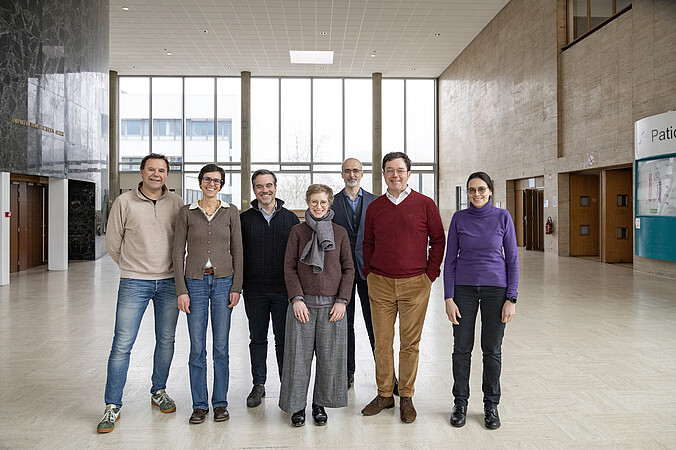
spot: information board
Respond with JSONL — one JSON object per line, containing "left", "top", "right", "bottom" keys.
{"left": 636, "top": 157, "right": 675, "bottom": 216}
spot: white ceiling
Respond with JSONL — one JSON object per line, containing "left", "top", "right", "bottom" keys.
{"left": 109, "top": 0, "right": 509, "bottom": 78}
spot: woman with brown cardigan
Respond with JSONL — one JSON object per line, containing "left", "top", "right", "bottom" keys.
{"left": 173, "top": 164, "right": 243, "bottom": 425}
{"left": 279, "top": 184, "right": 355, "bottom": 427}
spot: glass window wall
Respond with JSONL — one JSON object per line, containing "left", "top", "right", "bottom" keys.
{"left": 118, "top": 76, "right": 436, "bottom": 202}
{"left": 119, "top": 77, "right": 149, "bottom": 171}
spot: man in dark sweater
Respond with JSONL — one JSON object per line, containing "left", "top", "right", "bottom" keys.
{"left": 240, "top": 170, "right": 300, "bottom": 408}
{"left": 331, "top": 158, "right": 378, "bottom": 390}
{"left": 360, "top": 152, "right": 445, "bottom": 424}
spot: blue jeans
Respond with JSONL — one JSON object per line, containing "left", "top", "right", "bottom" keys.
{"left": 243, "top": 291, "right": 288, "bottom": 386}
{"left": 104, "top": 278, "right": 179, "bottom": 408}
{"left": 185, "top": 275, "right": 233, "bottom": 410}
{"left": 451, "top": 285, "right": 507, "bottom": 407}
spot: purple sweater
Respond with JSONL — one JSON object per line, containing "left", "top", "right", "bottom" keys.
{"left": 443, "top": 202, "right": 519, "bottom": 299}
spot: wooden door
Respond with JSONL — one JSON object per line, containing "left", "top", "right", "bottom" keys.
{"left": 524, "top": 189, "right": 544, "bottom": 251}
{"left": 604, "top": 169, "right": 633, "bottom": 263}
{"left": 536, "top": 189, "right": 544, "bottom": 251}
{"left": 24, "top": 183, "right": 44, "bottom": 268}
{"left": 570, "top": 173, "right": 600, "bottom": 256}
{"left": 10, "top": 182, "right": 19, "bottom": 272}
{"left": 514, "top": 189, "right": 524, "bottom": 247}
{"left": 9, "top": 178, "right": 47, "bottom": 272}
{"left": 524, "top": 190, "right": 535, "bottom": 250}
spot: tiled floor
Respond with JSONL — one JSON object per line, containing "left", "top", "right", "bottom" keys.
{"left": 1, "top": 249, "right": 675, "bottom": 448}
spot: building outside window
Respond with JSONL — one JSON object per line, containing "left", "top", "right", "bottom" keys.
{"left": 118, "top": 76, "right": 436, "bottom": 207}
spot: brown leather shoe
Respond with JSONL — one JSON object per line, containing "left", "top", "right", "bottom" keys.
{"left": 189, "top": 408, "right": 208, "bottom": 424}
{"left": 213, "top": 406, "right": 230, "bottom": 422}
{"left": 400, "top": 397, "right": 417, "bottom": 423}
{"left": 361, "top": 395, "right": 395, "bottom": 416}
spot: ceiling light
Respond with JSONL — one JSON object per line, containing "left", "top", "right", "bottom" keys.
{"left": 122, "top": 6, "right": 129, "bottom": 11}
{"left": 434, "top": 33, "right": 441, "bottom": 37}
{"left": 203, "top": 30, "right": 210, "bottom": 34}
{"left": 320, "top": 32, "right": 327, "bottom": 35}
{"left": 290, "top": 51, "right": 334, "bottom": 64}
{"left": 370, "top": 51, "right": 376, "bottom": 58}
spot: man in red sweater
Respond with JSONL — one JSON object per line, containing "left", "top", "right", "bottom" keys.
{"left": 360, "top": 152, "right": 445, "bottom": 424}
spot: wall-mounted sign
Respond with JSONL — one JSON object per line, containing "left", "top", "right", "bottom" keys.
{"left": 588, "top": 154, "right": 595, "bottom": 166}
{"left": 635, "top": 110, "right": 676, "bottom": 159}
{"left": 10, "top": 117, "right": 64, "bottom": 136}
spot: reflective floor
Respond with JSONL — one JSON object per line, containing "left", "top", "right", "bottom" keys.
{"left": 1, "top": 249, "right": 675, "bottom": 448}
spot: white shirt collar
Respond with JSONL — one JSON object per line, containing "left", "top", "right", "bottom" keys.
{"left": 385, "top": 185, "right": 412, "bottom": 205}
{"left": 189, "top": 200, "right": 228, "bottom": 211}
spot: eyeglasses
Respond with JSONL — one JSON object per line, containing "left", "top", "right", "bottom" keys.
{"left": 468, "top": 186, "right": 488, "bottom": 195}
{"left": 202, "top": 177, "right": 223, "bottom": 186}
{"left": 384, "top": 168, "right": 408, "bottom": 175}
{"left": 343, "top": 169, "right": 362, "bottom": 174}
{"left": 309, "top": 200, "right": 329, "bottom": 207}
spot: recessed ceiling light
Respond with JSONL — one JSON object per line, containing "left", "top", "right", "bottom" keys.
{"left": 166, "top": 51, "right": 172, "bottom": 56}
{"left": 290, "top": 51, "right": 334, "bottom": 64}
{"left": 370, "top": 51, "right": 376, "bottom": 58}
{"left": 226, "top": 66, "right": 233, "bottom": 69}
{"left": 203, "top": 30, "right": 211, "bottom": 34}
{"left": 122, "top": 6, "right": 129, "bottom": 11}
{"left": 434, "top": 33, "right": 441, "bottom": 37}
{"left": 411, "top": 68, "right": 416, "bottom": 71}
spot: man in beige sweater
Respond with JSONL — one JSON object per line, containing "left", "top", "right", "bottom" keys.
{"left": 97, "top": 153, "right": 184, "bottom": 434}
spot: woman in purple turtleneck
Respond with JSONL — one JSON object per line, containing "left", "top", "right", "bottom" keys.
{"left": 443, "top": 171, "right": 519, "bottom": 431}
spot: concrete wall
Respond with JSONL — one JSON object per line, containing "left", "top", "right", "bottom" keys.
{"left": 438, "top": 0, "right": 676, "bottom": 278}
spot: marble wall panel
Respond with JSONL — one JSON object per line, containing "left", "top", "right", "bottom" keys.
{"left": 0, "top": 0, "right": 109, "bottom": 259}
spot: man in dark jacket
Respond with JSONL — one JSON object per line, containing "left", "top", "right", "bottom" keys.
{"left": 331, "top": 158, "right": 378, "bottom": 389}
{"left": 240, "top": 169, "right": 299, "bottom": 407}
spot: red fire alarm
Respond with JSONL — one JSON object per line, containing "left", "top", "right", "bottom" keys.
{"left": 5, "top": 212, "right": 10, "bottom": 217}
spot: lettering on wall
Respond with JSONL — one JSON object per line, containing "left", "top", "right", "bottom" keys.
{"left": 10, "top": 117, "right": 65, "bottom": 136}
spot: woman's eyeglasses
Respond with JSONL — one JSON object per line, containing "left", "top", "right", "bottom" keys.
{"left": 202, "top": 177, "right": 223, "bottom": 186}
{"left": 468, "top": 186, "right": 488, "bottom": 195}
{"left": 309, "top": 200, "right": 329, "bottom": 207}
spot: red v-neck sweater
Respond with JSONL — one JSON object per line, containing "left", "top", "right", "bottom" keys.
{"left": 363, "top": 190, "right": 446, "bottom": 281}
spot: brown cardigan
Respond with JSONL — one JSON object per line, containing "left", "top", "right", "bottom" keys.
{"left": 173, "top": 203, "right": 243, "bottom": 296}
{"left": 283, "top": 222, "right": 354, "bottom": 302}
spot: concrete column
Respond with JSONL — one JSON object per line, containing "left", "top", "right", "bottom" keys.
{"left": 109, "top": 70, "right": 120, "bottom": 204}
{"left": 241, "top": 71, "right": 251, "bottom": 211}
{"left": 0, "top": 172, "right": 10, "bottom": 285}
{"left": 48, "top": 178, "right": 68, "bottom": 271}
{"left": 372, "top": 72, "right": 382, "bottom": 195}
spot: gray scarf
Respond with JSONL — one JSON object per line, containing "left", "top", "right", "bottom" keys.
{"left": 301, "top": 209, "right": 335, "bottom": 274}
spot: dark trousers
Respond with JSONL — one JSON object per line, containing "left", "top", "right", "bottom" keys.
{"left": 451, "top": 285, "right": 507, "bottom": 407}
{"left": 243, "top": 291, "right": 288, "bottom": 386}
{"left": 347, "top": 276, "right": 375, "bottom": 374}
